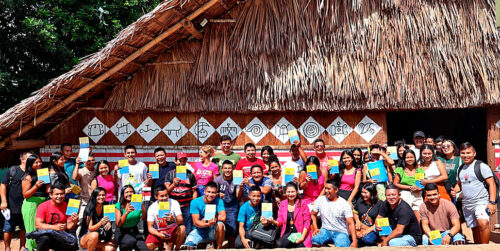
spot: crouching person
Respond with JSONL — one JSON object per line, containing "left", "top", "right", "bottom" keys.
{"left": 146, "top": 185, "right": 186, "bottom": 250}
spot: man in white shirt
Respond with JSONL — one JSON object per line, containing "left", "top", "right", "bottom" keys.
{"left": 114, "top": 145, "right": 152, "bottom": 195}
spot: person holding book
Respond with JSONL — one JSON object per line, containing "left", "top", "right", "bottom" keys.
{"left": 376, "top": 184, "right": 422, "bottom": 246}
{"left": 114, "top": 145, "right": 152, "bottom": 195}
{"left": 268, "top": 155, "right": 286, "bottom": 202}
{"left": 351, "top": 148, "right": 365, "bottom": 169}
{"left": 184, "top": 182, "right": 226, "bottom": 249}
{"left": 79, "top": 187, "right": 116, "bottom": 251}
{"left": 152, "top": 147, "right": 177, "bottom": 190}
{"left": 353, "top": 183, "right": 383, "bottom": 247}
{"left": 215, "top": 160, "right": 242, "bottom": 248}
{"left": 239, "top": 165, "right": 273, "bottom": 203}
{"left": 212, "top": 135, "right": 241, "bottom": 173}
{"left": 283, "top": 145, "right": 304, "bottom": 182}
{"left": 60, "top": 143, "right": 81, "bottom": 187}
{"left": 115, "top": 185, "right": 146, "bottom": 251}
{"left": 194, "top": 145, "right": 219, "bottom": 196}
{"left": 235, "top": 143, "right": 267, "bottom": 178}
{"left": 417, "top": 144, "right": 451, "bottom": 201}
{"left": 362, "top": 144, "right": 394, "bottom": 201}
{"left": 146, "top": 185, "right": 185, "bottom": 251}
{"left": 261, "top": 145, "right": 275, "bottom": 171}
{"left": 335, "top": 150, "right": 361, "bottom": 207}
{"left": 48, "top": 151, "right": 73, "bottom": 195}
{"left": 295, "top": 139, "right": 332, "bottom": 173}
{"left": 33, "top": 183, "right": 79, "bottom": 251}
{"left": 21, "top": 153, "right": 50, "bottom": 251}
{"left": 299, "top": 156, "right": 327, "bottom": 206}
{"left": 393, "top": 149, "right": 425, "bottom": 222}
{"left": 91, "top": 160, "right": 117, "bottom": 204}
{"left": 73, "top": 154, "right": 97, "bottom": 238}
{"left": 175, "top": 152, "right": 194, "bottom": 173}
{"left": 234, "top": 185, "right": 269, "bottom": 248}
{"left": 420, "top": 183, "right": 465, "bottom": 245}
{"left": 437, "top": 139, "right": 462, "bottom": 196}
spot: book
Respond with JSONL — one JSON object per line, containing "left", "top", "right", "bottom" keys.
{"left": 284, "top": 167, "right": 295, "bottom": 184}
{"left": 118, "top": 159, "right": 129, "bottom": 175}
{"left": 367, "top": 160, "right": 389, "bottom": 183}
{"left": 262, "top": 203, "right": 273, "bottom": 219}
{"left": 288, "top": 129, "right": 300, "bottom": 144}
{"left": 78, "top": 137, "right": 90, "bottom": 162}
{"left": 149, "top": 164, "right": 159, "bottom": 179}
{"left": 79, "top": 136, "right": 90, "bottom": 148}
{"left": 66, "top": 199, "right": 80, "bottom": 215}
{"left": 37, "top": 168, "right": 50, "bottom": 184}
{"left": 376, "top": 218, "right": 392, "bottom": 236}
{"left": 103, "top": 205, "right": 115, "bottom": 221}
{"left": 415, "top": 173, "right": 425, "bottom": 189}
{"left": 131, "top": 194, "right": 142, "bottom": 211}
{"left": 176, "top": 165, "right": 187, "bottom": 180}
{"left": 329, "top": 159, "right": 339, "bottom": 174}
{"left": 71, "top": 184, "right": 82, "bottom": 195}
{"left": 387, "top": 146, "right": 398, "bottom": 160}
{"left": 233, "top": 170, "right": 243, "bottom": 185}
{"left": 429, "top": 230, "right": 442, "bottom": 245}
{"left": 306, "top": 165, "right": 318, "bottom": 180}
{"left": 204, "top": 204, "right": 216, "bottom": 221}
{"left": 158, "top": 201, "right": 170, "bottom": 218}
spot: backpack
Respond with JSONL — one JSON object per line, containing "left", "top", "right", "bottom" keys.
{"left": 457, "top": 160, "right": 500, "bottom": 202}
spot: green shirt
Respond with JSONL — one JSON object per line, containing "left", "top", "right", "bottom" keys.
{"left": 394, "top": 167, "right": 424, "bottom": 186}
{"left": 437, "top": 156, "right": 461, "bottom": 187}
{"left": 115, "top": 202, "right": 142, "bottom": 228}
{"left": 212, "top": 152, "right": 241, "bottom": 173}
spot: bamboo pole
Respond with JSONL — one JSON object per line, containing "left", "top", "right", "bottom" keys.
{"left": 0, "top": 0, "right": 220, "bottom": 149}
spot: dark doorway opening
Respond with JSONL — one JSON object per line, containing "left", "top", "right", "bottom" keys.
{"left": 387, "top": 108, "right": 487, "bottom": 161}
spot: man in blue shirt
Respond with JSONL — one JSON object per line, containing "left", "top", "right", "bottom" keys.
{"left": 235, "top": 185, "right": 268, "bottom": 248}
{"left": 61, "top": 143, "right": 82, "bottom": 199}
{"left": 239, "top": 165, "right": 273, "bottom": 202}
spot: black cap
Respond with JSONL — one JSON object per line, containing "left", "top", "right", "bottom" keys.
{"left": 413, "top": 131, "right": 425, "bottom": 138}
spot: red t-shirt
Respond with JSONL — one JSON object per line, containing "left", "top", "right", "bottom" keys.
{"left": 235, "top": 158, "right": 267, "bottom": 178}
{"left": 36, "top": 200, "right": 68, "bottom": 225}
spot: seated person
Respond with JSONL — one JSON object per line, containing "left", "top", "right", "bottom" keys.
{"left": 34, "top": 183, "right": 79, "bottom": 251}
{"left": 235, "top": 186, "right": 272, "bottom": 248}
{"left": 146, "top": 185, "right": 186, "bottom": 250}
{"left": 310, "top": 179, "right": 357, "bottom": 248}
{"left": 238, "top": 165, "right": 272, "bottom": 202}
{"left": 377, "top": 184, "right": 422, "bottom": 246}
{"left": 184, "top": 182, "right": 226, "bottom": 249}
{"left": 353, "top": 183, "right": 384, "bottom": 247}
{"left": 420, "top": 183, "right": 465, "bottom": 245}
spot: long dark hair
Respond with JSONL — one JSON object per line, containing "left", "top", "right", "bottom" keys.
{"left": 94, "top": 160, "right": 111, "bottom": 180}
{"left": 351, "top": 148, "right": 364, "bottom": 168}
{"left": 339, "top": 150, "right": 357, "bottom": 177}
{"left": 442, "top": 139, "right": 459, "bottom": 157}
{"left": 24, "top": 154, "right": 41, "bottom": 179}
{"left": 50, "top": 151, "right": 69, "bottom": 186}
{"left": 285, "top": 181, "right": 300, "bottom": 204}
{"left": 303, "top": 156, "right": 320, "bottom": 172}
{"left": 84, "top": 187, "right": 106, "bottom": 224}
{"left": 119, "top": 185, "right": 135, "bottom": 211}
{"left": 418, "top": 144, "right": 437, "bottom": 163}
{"left": 361, "top": 183, "right": 378, "bottom": 205}
{"left": 402, "top": 149, "right": 417, "bottom": 169}
{"left": 395, "top": 143, "right": 409, "bottom": 167}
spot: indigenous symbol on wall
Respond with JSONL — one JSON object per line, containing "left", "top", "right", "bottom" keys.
{"left": 82, "top": 117, "right": 109, "bottom": 143}
{"left": 137, "top": 117, "right": 161, "bottom": 143}
{"left": 354, "top": 116, "right": 381, "bottom": 142}
{"left": 244, "top": 117, "right": 269, "bottom": 143}
{"left": 216, "top": 117, "right": 242, "bottom": 141}
{"left": 163, "top": 117, "right": 188, "bottom": 144}
{"left": 110, "top": 117, "right": 136, "bottom": 143}
{"left": 299, "top": 117, "right": 325, "bottom": 143}
{"left": 326, "top": 117, "right": 353, "bottom": 143}
{"left": 271, "top": 117, "right": 296, "bottom": 144}
{"left": 189, "top": 117, "right": 215, "bottom": 144}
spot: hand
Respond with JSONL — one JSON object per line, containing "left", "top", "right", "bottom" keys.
{"left": 163, "top": 213, "right": 175, "bottom": 222}
{"left": 295, "top": 235, "right": 304, "bottom": 244}
{"left": 219, "top": 192, "right": 225, "bottom": 199}
{"left": 173, "top": 177, "right": 181, "bottom": 185}
{"left": 292, "top": 140, "right": 301, "bottom": 148}
{"left": 147, "top": 173, "right": 153, "bottom": 180}
{"left": 350, "top": 240, "right": 358, "bottom": 248}
{"left": 114, "top": 165, "right": 120, "bottom": 172}
{"left": 371, "top": 148, "right": 381, "bottom": 155}
{"left": 260, "top": 216, "right": 269, "bottom": 225}
{"left": 375, "top": 225, "right": 382, "bottom": 232}
{"left": 125, "top": 203, "right": 135, "bottom": 213}
{"left": 450, "top": 190, "right": 457, "bottom": 198}
{"left": 293, "top": 177, "right": 299, "bottom": 184}
{"left": 104, "top": 222, "right": 111, "bottom": 231}
{"left": 35, "top": 179, "right": 45, "bottom": 187}
{"left": 241, "top": 237, "right": 251, "bottom": 249}
{"left": 70, "top": 213, "right": 79, "bottom": 222}
{"left": 311, "top": 228, "right": 320, "bottom": 237}
{"left": 487, "top": 203, "right": 497, "bottom": 215}
{"left": 76, "top": 157, "right": 81, "bottom": 165}
{"left": 243, "top": 178, "right": 251, "bottom": 186}
{"left": 65, "top": 187, "right": 72, "bottom": 194}
{"left": 355, "top": 221, "right": 361, "bottom": 231}
{"left": 371, "top": 179, "right": 378, "bottom": 185}
{"left": 207, "top": 218, "right": 216, "bottom": 227}
{"left": 381, "top": 240, "right": 389, "bottom": 247}
{"left": 0, "top": 202, "right": 7, "bottom": 210}
{"left": 442, "top": 234, "right": 451, "bottom": 245}
{"left": 305, "top": 174, "right": 312, "bottom": 182}
{"left": 54, "top": 223, "right": 66, "bottom": 231}
{"left": 420, "top": 179, "right": 428, "bottom": 186}
{"left": 100, "top": 216, "right": 110, "bottom": 225}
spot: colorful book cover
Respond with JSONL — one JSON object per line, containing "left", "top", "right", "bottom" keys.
{"left": 158, "top": 201, "right": 170, "bottom": 218}
{"left": 176, "top": 165, "right": 187, "bottom": 180}
{"left": 37, "top": 168, "right": 50, "bottom": 184}
{"left": 104, "top": 205, "right": 115, "bottom": 221}
{"left": 204, "top": 204, "right": 216, "bottom": 221}
{"left": 387, "top": 146, "right": 398, "bottom": 160}
{"left": 376, "top": 218, "right": 392, "bottom": 236}
{"left": 233, "top": 170, "right": 243, "bottom": 185}
{"left": 306, "top": 165, "right": 318, "bottom": 180}
{"left": 284, "top": 167, "right": 295, "bottom": 184}
{"left": 262, "top": 203, "right": 273, "bottom": 219}
{"left": 149, "top": 164, "right": 159, "bottom": 179}
{"left": 118, "top": 159, "right": 129, "bottom": 175}
{"left": 367, "top": 160, "right": 389, "bottom": 182}
{"left": 429, "top": 230, "right": 442, "bottom": 245}
{"left": 78, "top": 137, "right": 90, "bottom": 162}
{"left": 71, "top": 185, "right": 82, "bottom": 195}
{"left": 131, "top": 194, "right": 142, "bottom": 211}
{"left": 66, "top": 199, "right": 80, "bottom": 215}
{"left": 79, "top": 137, "right": 90, "bottom": 148}
{"left": 288, "top": 129, "right": 300, "bottom": 144}
{"left": 415, "top": 173, "right": 425, "bottom": 189}
{"left": 329, "top": 159, "right": 339, "bottom": 174}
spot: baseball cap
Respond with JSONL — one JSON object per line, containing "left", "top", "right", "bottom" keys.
{"left": 177, "top": 152, "right": 188, "bottom": 159}
{"left": 413, "top": 131, "right": 425, "bottom": 138}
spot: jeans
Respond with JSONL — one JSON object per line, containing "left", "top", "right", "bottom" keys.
{"left": 422, "top": 230, "right": 465, "bottom": 245}
{"left": 184, "top": 222, "right": 224, "bottom": 247}
{"left": 35, "top": 234, "right": 78, "bottom": 251}
{"left": 388, "top": 234, "right": 417, "bottom": 246}
{"left": 358, "top": 231, "right": 378, "bottom": 247}
{"left": 181, "top": 205, "right": 193, "bottom": 236}
{"left": 311, "top": 228, "right": 350, "bottom": 247}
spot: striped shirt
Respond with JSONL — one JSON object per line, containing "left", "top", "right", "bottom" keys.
{"left": 165, "top": 169, "right": 197, "bottom": 207}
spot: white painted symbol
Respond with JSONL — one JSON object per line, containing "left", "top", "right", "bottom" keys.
{"left": 354, "top": 116, "right": 381, "bottom": 142}
{"left": 110, "top": 117, "right": 136, "bottom": 143}
{"left": 137, "top": 117, "right": 161, "bottom": 143}
{"left": 244, "top": 117, "right": 269, "bottom": 143}
{"left": 82, "top": 117, "right": 109, "bottom": 143}
{"left": 216, "top": 117, "right": 242, "bottom": 141}
{"left": 326, "top": 117, "right": 353, "bottom": 143}
{"left": 189, "top": 117, "right": 215, "bottom": 143}
{"left": 299, "top": 117, "right": 325, "bottom": 143}
{"left": 163, "top": 117, "right": 188, "bottom": 144}
{"left": 270, "top": 117, "right": 296, "bottom": 144}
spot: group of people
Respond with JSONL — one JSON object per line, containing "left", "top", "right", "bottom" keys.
{"left": 0, "top": 132, "right": 497, "bottom": 250}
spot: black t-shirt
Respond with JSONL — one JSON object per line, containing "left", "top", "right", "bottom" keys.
{"left": 354, "top": 198, "right": 384, "bottom": 226}
{"left": 378, "top": 200, "right": 422, "bottom": 244}
{"left": 153, "top": 162, "right": 176, "bottom": 189}
{"left": 1, "top": 166, "right": 25, "bottom": 212}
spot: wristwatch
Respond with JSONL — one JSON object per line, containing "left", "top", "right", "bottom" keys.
{"left": 447, "top": 232, "right": 454, "bottom": 238}
{"left": 489, "top": 200, "right": 497, "bottom": 205}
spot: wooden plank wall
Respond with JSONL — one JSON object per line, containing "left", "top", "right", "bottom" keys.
{"left": 487, "top": 106, "right": 500, "bottom": 169}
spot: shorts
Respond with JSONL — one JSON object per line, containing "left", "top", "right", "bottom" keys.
{"left": 400, "top": 190, "right": 424, "bottom": 211}
{"left": 145, "top": 224, "right": 178, "bottom": 245}
{"left": 3, "top": 213, "right": 25, "bottom": 232}
{"left": 463, "top": 204, "right": 490, "bottom": 228}
{"left": 184, "top": 222, "right": 225, "bottom": 247}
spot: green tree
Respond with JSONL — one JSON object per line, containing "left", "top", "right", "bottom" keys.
{"left": 0, "top": 0, "right": 161, "bottom": 113}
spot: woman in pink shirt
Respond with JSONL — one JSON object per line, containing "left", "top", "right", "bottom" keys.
{"left": 299, "top": 156, "right": 326, "bottom": 205}
{"left": 335, "top": 150, "right": 361, "bottom": 207}
{"left": 194, "top": 145, "right": 219, "bottom": 195}
{"left": 91, "top": 160, "right": 117, "bottom": 204}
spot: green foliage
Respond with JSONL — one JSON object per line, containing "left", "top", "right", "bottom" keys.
{"left": 0, "top": 0, "right": 161, "bottom": 113}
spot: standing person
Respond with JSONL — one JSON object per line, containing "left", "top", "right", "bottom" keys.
{"left": 376, "top": 185, "right": 422, "bottom": 247}
{"left": 437, "top": 139, "right": 462, "bottom": 196}
{"left": 194, "top": 145, "right": 219, "bottom": 196}
{"left": 351, "top": 148, "right": 364, "bottom": 169}
{"left": 79, "top": 187, "right": 116, "bottom": 251}
{"left": 48, "top": 151, "right": 72, "bottom": 195}
{"left": 268, "top": 156, "right": 286, "bottom": 203}
{"left": 418, "top": 144, "right": 451, "bottom": 201}
{"left": 239, "top": 165, "right": 273, "bottom": 203}
{"left": 234, "top": 186, "right": 267, "bottom": 248}
{"left": 362, "top": 144, "right": 394, "bottom": 201}
{"left": 299, "top": 156, "right": 327, "bottom": 206}
{"left": 60, "top": 143, "right": 81, "bottom": 187}
{"left": 32, "top": 183, "right": 79, "bottom": 251}
{"left": 115, "top": 185, "right": 146, "bottom": 251}
{"left": 91, "top": 160, "right": 117, "bottom": 204}
{"left": 296, "top": 139, "right": 331, "bottom": 173}
{"left": 435, "top": 136, "right": 446, "bottom": 158}
{"left": 114, "top": 145, "right": 152, "bottom": 195}
{"left": 310, "top": 179, "right": 357, "bottom": 248}
{"left": 393, "top": 149, "right": 425, "bottom": 221}
{"left": 235, "top": 143, "right": 266, "bottom": 178}
{"left": 420, "top": 183, "right": 465, "bottom": 245}
{"left": 260, "top": 146, "right": 275, "bottom": 171}
{"left": 184, "top": 182, "right": 226, "bottom": 249}
{"left": 452, "top": 142, "right": 497, "bottom": 244}
{"left": 283, "top": 144, "right": 304, "bottom": 180}
{"left": 175, "top": 152, "right": 194, "bottom": 173}
{"left": 22, "top": 154, "right": 49, "bottom": 251}
{"left": 212, "top": 135, "right": 241, "bottom": 173}
{"left": 394, "top": 143, "right": 409, "bottom": 168}
{"left": 72, "top": 154, "right": 97, "bottom": 237}
{"left": 425, "top": 136, "right": 435, "bottom": 147}
{"left": 412, "top": 131, "right": 426, "bottom": 158}
{"left": 353, "top": 183, "right": 383, "bottom": 247}
{"left": 336, "top": 150, "right": 361, "bottom": 207}
{"left": 215, "top": 160, "right": 242, "bottom": 248}
{"left": 152, "top": 147, "right": 177, "bottom": 190}
{"left": 1, "top": 151, "right": 32, "bottom": 251}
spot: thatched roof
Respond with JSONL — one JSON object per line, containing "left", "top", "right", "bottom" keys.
{"left": 0, "top": 0, "right": 499, "bottom": 143}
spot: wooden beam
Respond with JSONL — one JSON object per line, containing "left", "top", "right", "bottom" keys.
{"left": 182, "top": 19, "right": 203, "bottom": 39}
{"left": 0, "top": 0, "right": 220, "bottom": 149}
{"left": 6, "top": 139, "right": 46, "bottom": 150}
